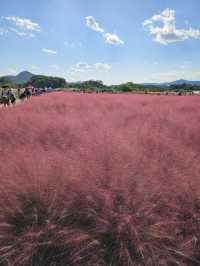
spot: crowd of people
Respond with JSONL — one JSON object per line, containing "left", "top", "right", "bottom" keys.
{"left": 0, "top": 87, "right": 17, "bottom": 106}
{"left": 0, "top": 86, "right": 51, "bottom": 107}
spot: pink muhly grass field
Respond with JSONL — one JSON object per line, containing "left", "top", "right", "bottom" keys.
{"left": 0, "top": 92, "right": 200, "bottom": 265}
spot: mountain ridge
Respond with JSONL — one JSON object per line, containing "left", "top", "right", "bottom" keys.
{"left": 1, "top": 71, "right": 34, "bottom": 85}
{"left": 1, "top": 71, "right": 200, "bottom": 87}
{"left": 142, "top": 79, "right": 200, "bottom": 87}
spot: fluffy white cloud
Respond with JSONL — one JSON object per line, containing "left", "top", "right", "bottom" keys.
{"left": 94, "top": 63, "right": 112, "bottom": 72}
{"left": 68, "top": 63, "right": 91, "bottom": 74}
{"left": 10, "top": 28, "right": 35, "bottom": 37}
{"left": 4, "top": 16, "right": 41, "bottom": 32}
{"left": 76, "top": 62, "right": 91, "bottom": 70}
{"left": 86, "top": 16, "right": 104, "bottom": 33}
{"left": 1, "top": 16, "right": 40, "bottom": 38}
{"left": 104, "top": 33, "right": 124, "bottom": 45}
{"left": 68, "top": 62, "right": 112, "bottom": 77}
{"left": 85, "top": 16, "right": 124, "bottom": 45}
{"left": 143, "top": 8, "right": 200, "bottom": 45}
{"left": 42, "top": 48, "right": 57, "bottom": 55}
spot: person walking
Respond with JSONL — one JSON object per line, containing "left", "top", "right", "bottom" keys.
{"left": 6, "top": 88, "right": 12, "bottom": 99}
{"left": 10, "top": 93, "right": 16, "bottom": 105}
{"left": 25, "top": 87, "right": 31, "bottom": 99}
{"left": 17, "top": 88, "right": 21, "bottom": 98}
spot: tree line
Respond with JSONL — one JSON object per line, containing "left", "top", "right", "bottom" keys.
{"left": 0, "top": 75, "right": 67, "bottom": 89}
{"left": 66, "top": 81, "right": 200, "bottom": 93}
{"left": 1, "top": 75, "right": 200, "bottom": 93}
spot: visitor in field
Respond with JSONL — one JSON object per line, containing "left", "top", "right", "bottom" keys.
{"left": 1, "top": 88, "right": 7, "bottom": 97}
{"left": 25, "top": 87, "right": 31, "bottom": 99}
{"left": 10, "top": 92, "right": 16, "bottom": 105}
{"left": 16, "top": 88, "right": 20, "bottom": 99}
{"left": 6, "top": 88, "right": 12, "bottom": 98}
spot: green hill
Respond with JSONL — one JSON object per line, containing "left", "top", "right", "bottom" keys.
{"left": 0, "top": 71, "right": 34, "bottom": 85}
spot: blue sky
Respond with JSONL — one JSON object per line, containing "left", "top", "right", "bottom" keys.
{"left": 1, "top": 0, "right": 200, "bottom": 84}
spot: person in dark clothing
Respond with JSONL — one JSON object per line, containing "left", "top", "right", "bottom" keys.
{"left": 6, "top": 89, "right": 12, "bottom": 98}
{"left": 10, "top": 93, "right": 16, "bottom": 105}
{"left": 25, "top": 87, "right": 31, "bottom": 99}
{"left": 17, "top": 88, "right": 21, "bottom": 98}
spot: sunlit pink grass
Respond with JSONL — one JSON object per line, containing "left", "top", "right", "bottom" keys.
{"left": 0, "top": 92, "right": 200, "bottom": 265}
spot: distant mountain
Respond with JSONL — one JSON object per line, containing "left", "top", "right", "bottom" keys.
{"left": 142, "top": 79, "right": 200, "bottom": 87}
{"left": 1, "top": 71, "right": 200, "bottom": 88}
{"left": 1, "top": 71, "right": 34, "bottom": 85}
{"left": 168, "top": 79, "right": 200, "bottom": 86}
{"left": 15, "top": 71, "right": 34, "bottom": 84}
{"left": 0, "top": 71, "right": 67, "bottom": 89}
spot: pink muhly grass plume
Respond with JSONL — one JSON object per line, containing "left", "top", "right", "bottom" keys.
{"left": 0, "top": 92, "right": 199, "bottom": 265}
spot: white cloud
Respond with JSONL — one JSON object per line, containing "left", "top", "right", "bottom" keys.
{"left": 86, "top": 16, "right": 104, "bottom": 33}
{"left": 10, "top": 27, "right": 35, "bottom": 37}
{"left": 67, "top": 62, "right": 112, "bottom": 78}
{"left": 69, "top": 63, "right": 91, "bottom": 74}
{"left": 94, "top": 63, "right": 112, "bottom": 72}
{"left": 76, "top": 62, "right": 91, "bottom": 70}
{"left": 70, "top": 68, "right": 84, "bottom": 73}
{"left": 85, "top": 16, "right": 124, "bottom": 45}
{"left": 1, "top": 16, "right": 40, "bottom": 38}
{"left": 42, "top": 48, "right": 57, "bottom": 55}
{"left": 143, "top": 8, "right": 200, "bottom": 45}
{"left": 104, "top": 33, "right": 124, "bottom": 45}
{"left": 4, "top": 16, "right": 41, "bottom": 32}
